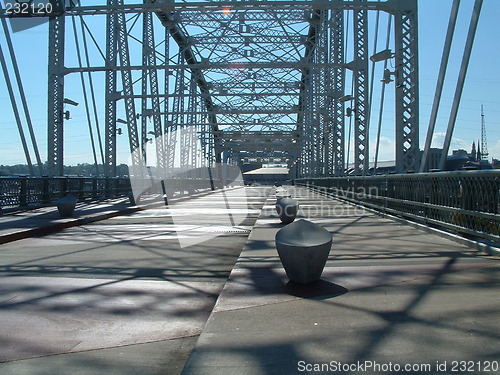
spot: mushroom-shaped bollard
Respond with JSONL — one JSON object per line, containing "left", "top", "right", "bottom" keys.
{"left": 275, "top": 219, "right": 332, "bottom": 284}
{"left": 275, "top": 188, "right": 291, "bottom": 200}
{"left": 55, "top": 195, "right": 78, "bottom": 217}
{"left": 275, "top": 196, "right": 299, "bottom": 224}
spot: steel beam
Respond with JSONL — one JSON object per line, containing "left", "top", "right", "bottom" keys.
{"left": 353, "top": 6, "right": 369, "bottom": 175}
{"left": 330, "top": 9, "right": 345, "bottom": 176}
{"left": 394, "top": 0, "right": 419, "bottom": 173}
{"left": 104, "top": 0, "right": 118, "bottom": 177}
{"left": 47, "top": 12, "right": 65, "bottom": 176}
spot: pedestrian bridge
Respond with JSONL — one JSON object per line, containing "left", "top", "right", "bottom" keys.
{"left": 0, "top": 184, "right": 498, "bottom": 374}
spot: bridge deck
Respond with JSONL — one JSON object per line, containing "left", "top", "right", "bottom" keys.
{"left": 0, "top": 186, "right": 498, "bottom": 374}
{"left": 183, "top": 186, "right": 499, "bottom": 374}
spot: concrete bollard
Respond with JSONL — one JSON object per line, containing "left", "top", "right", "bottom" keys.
{"left": 275, "top": 197, "right": 299, "bottom": 224}
{"left": 275, "top": 187, "right": 291, "bottom": 200}
{"left": 275, "top": 219, "right": 332, "bottom": 284}
{"left": 55, "top": 195, "right": 78, "bottom": 217}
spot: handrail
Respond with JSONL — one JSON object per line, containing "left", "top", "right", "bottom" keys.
{"left": 295, "top": 170, "right": 500, "bottom": 244}
{"left": 0, "top": 175, "right": 222, "bottom": 210}
{"left": 0, "top": 177, "right": 131, "bottom": 209}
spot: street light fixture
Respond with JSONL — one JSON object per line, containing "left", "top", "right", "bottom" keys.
{"left": 370, "top": 49, "right": 394, "bottom": 63}
{"left": 338, "top": 95, "right": 353, "bottom": 103}
{"left": 63, "top": 98, "right": 79, "bottom": 106}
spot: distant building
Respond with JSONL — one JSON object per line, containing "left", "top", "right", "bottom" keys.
{"left": 470, "top": 142, "right": 477, "bottom": 162}
{"left": 492, "top": 159, "right": 500, "bottom": 169}
{"left": 243, "top": 167, "right": 289, "bottom": 185}
{"left": 420, "top": 148, "right": 443, "bottom": 171}
{"left": 452, "top": 149, "right": 468, "bottom": 157}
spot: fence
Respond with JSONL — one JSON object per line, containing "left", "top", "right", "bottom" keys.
{"left": 295, "top": 170, "right": 500, "bottom": 244}
{"left": 0, "top": 177, "right": 131, "bottom": 209}
{"left": 0, "top": 174, "right": 230, "bottom": 210}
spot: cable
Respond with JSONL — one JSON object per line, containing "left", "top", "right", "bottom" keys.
{"left": 373, "top": 14, "right": 392, "bottom": 174}
{"left": 71, "top": 14, "right": 100, "bottom": 176}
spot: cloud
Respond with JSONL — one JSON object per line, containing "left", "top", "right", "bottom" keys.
{"left": 431, "top": 132, "right": 471, "bottom": 152}
{"left": 0, "top": 143, "right": 29, "bottom": 165}
{"left": 488, "top": 139, "right": 500, "bottom": 160}
{"left": 370, "top": 136, "right": 395, "bottom": 162}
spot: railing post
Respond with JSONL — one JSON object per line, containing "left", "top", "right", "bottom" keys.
{"left": 78, "top": 178, "right": 85, "bottom": 200}
{"left": 42, "top": 177, "right": 50, "bottom": 203}
{"left": 105, "top": 177, "right": 112, "bottom": 198}
{"left": 19, "top": 177, "right": 27, "bottom": 206}
{"left": 92, "top": 178, "right": 98, "bottom": 199}
{"left": 62, "top": 177, "right": 69, "bottom": 197}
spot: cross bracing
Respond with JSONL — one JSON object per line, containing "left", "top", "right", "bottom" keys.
{"left": 41, "top": 0, "right": 418, "bottom": 177}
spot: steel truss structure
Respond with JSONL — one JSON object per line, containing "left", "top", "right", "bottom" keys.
{"left": 44, "top": 0, "right": 418, "bottom": 177}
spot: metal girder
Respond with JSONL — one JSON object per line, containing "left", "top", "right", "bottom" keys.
{"left": 116, "top": 3, "right": 141, "bottom": 170}
{"left": 47, "top": 13, "right": 65, "bottom": 176}
{"left": 43, "top": 0, "right": 419, "bottom": 179}
{"left": 155, "top": 10, "right": 222, "bottom": 164}
{"left": 104, "top": 0, "right": 118, "bottom": 177}
{"left": 142, "top": 8, "right": 165, "bottom": 171}
{"left": 330, "top": 9, "right": 345, "bottom": 176}
{"left": 394, "top": 0, "right": 419, "bottom": 173}
{"left": 64, "top": 2, "right": 394, "bottom": 16}
{"left": 353, "top": 7, "right": 369, "bottom": 175}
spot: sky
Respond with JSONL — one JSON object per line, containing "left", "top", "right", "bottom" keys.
{"left": 0, "top": 0, "right": 499, "bottom": 169}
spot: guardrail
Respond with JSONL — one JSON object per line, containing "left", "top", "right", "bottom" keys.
{"left": 0, "top": 177, "right": 132, "bottom": 209}
{"left": 295, "top": 170, "right": 500, "bottom": 244}
{"left": 0, "top": 175, "right": 228, "bottom": 210}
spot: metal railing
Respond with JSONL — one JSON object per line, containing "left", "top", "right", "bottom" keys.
{"left": 0, "top": 177, "right": 132, "bottom": 209}
{"left": 0, "top": 175, "right": 229, "bottom": 210}
{"left": 295, "top": 170, "right": 500, "bottom": 244}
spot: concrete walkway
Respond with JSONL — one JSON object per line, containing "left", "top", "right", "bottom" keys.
{"left": 0, "top": 198, "right": 138, "bottom": 244}
{"left": 182, "top": 186, "right": 500, "bottom": 375}
{"left": 0, "top": 186, "right": 271, "bottom": 375}
{"left": 0, "top": 187, "right": 237, "bottom": 245}
{"left": 0, "top": 186, "right": 498, "bottom": 375}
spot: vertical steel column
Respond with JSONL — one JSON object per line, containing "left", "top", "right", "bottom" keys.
{"left": 116, "top": 2, "right": 141, "bottom": 171}
{"left": 142, "top": 8, "right": 164, "bottom": 171}
{"left": 187, "top": 79, "right": 199, "bottom": 168}
{"left": 394, "top": 0, "right": 419, "bottom": 173}
{"left": 47, "top": 12, "right": 65, "bottom": 176}
{"left": 104, "top": 0, "right": 118, "bottom": 177}
{"left": 330, "top": 9, "right": 345, "bottom": 176}
{"left": 164, "top": 28, "right": 174, "bottom": 172}
{"left": 141, "top": 17, "right": 149, "bottom": 164}
{"left": 316, "top": 10, "right": 328, "bottom": 177}
{"left": 353, "top": 7, "right": 369, "bottom": 175}
{"left": 166, "top": 54, "right": 184, "bottom": 171}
